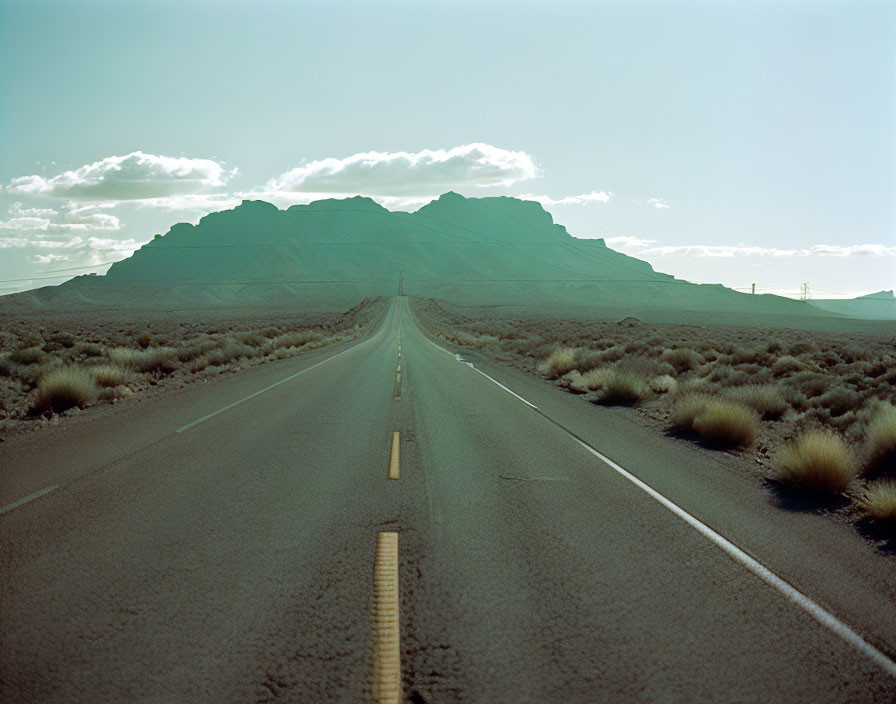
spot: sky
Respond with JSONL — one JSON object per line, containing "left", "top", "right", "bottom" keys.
{"left": 0, "top": 0, "right": 893, "bottom": 299}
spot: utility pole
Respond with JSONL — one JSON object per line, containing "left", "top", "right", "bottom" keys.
{"left": 397, "top": 270, "right": 405, "bottom": 296}
{"left": 751, "top": 283, "right": 756, "bottom": 295}
{"left": 800, "top": 282, "right": 810, "bottom": 300}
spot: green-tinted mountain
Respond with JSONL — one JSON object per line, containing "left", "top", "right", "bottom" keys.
{"left": 0, "top": 192, "right": 875, "bottom": 318}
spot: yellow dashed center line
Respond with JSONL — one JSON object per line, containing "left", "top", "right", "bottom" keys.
{"left": 388, "top": 431, "right": 401, "bottom": 480}
{"left": 371, "top": 532, "right": 401, "bottom": 704}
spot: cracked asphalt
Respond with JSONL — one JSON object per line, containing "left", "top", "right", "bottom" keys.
{"left": 1, "top": 298, "right": 895, "bottom": 702}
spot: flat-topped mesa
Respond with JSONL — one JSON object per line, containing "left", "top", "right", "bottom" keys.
{"left": 12, "top": 191, "right": 870, "bottom": 318}
{"left": 290, "top": 195, "right": 389, "bottom": 213}
{"left": 415, "top": 191, "right": 572, "bottom": 244}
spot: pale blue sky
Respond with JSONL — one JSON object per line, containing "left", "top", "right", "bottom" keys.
{"left": 1, "top": 0, "right": 893, "bottom": 297}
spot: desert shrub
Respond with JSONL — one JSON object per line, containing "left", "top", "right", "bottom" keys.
{"left": 691, "top": 400, "right": 760, "bottom": 447}
{"left": 91, "top": 365, "right": 130, "bottom": 388}
{"left": 176, "top": 344, "right": 205, "bottom": 363}
{"left": 581, "top": 368, "right": 612, "bottom": 391}
{"left": 660, "top": 347, "right": 703, "bottom": 373}
{"left": 670, "top": 393, "right": 758, "bottom": 446}
{"left": 32, "top": 367, "right": 99, "bottom": 414}
{"left": 268, "top": 330, "right": 319, "bottom": 351}
{"left": 559, "top": 370, "right": 589, "bottom": 393}
{"left": 726, "top": 385, "right": 788, "bottom": 420}
{"left": 733, "top": 363, "right": 765, "bottom": 377}
{"left": 861, "top": 480, "right": 896, "bottom": 525}
{"left": 134, "top": 347, "right": 180, "bottom": 374}
{"left": 239, "top": 330, "right": 268, "bottom": 347}
{"left": 650, "top": 374, "right": 678, "bottom": 394}
{"left": 598, "top": 345, "right": 625, "bottom": 364}
{"left": 574, "top": 348, "right": 605, "bottom": 372}
{"left": 774, "top": 430, "right": 856, "bottom": 492}
{"left": 597, "top": 370, "right": 650, "bottom": 405}
{"left": 186, "top": 356, "right": 210, "bottom": 373}
{"left": 47, "top": 332, "right": 75, "bottom": 348}
{"left": 730, "top": 343, "right": 770, "bottom": 366}
{"left": 839, "top": 344, "right": 872, "bottom": 364}
{"left": 539, "top": 346, "right": 577, "bottom": 378}
{"left": 864, "top": 404, "right": 896, "bottom": 478}
{"left": 787, "top": 340, "right": 818, "bottom": 356}
{"left": 75, "top": 342, "right": 104, "bottom": 358}
{"left": 787, "top": 371, "right": 832, "bottom": 399}
{"left": 136, "top": 333, "right": 153, "bottom": 349}
{"left": 10, "top": 346, "right": 46, "bottom": 365}
{"left": 618, "top": 355, "right": 674, "bottom": 378}
{"left": 205, "top": 340, "right": 253, "bottom": 366}
{"left": 670, "top": 392, "right": 712, "bottom": 428}
{"left": 814, "top": 386, "right": 861, "bottom": 417}
{"left": 771, "top": 355, "right": 803, "bottom": 376}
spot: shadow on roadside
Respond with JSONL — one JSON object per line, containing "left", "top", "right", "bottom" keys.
{"left": 763, "top": 478, "right": 852, "bottom": 515}
{"left": 854, "top": 517, "right": 896, "bottom": 555}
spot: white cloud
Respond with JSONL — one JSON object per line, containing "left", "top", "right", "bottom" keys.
{"left": 266, "top": 143, "right": 538, "bottom": 196}
{"left": 601, "top": 235, "right": 657, "bottom": 249}
{"left": 0, "top": 202, "right": 121, "bottom": 235}
{"left": 518, "top": 190, "right": 611, "bottom": 206}
{"left": 647, "top": 197, "right": 669, "bottom": 209}
{"left": 9, "top": 201, "right": 58, "bottom": 217}
{"left": 7, "top": 151, "right": 237, "bottom": 200}
{"left": 807, "top": 243, "right": 896, "bottom": 257}
{"left": 135, "top": 193, "right": 244, "bottom": 212}
{"left": 0, "top": 235, "right": 84, "bottom": 250}
{"left": 602, "top": 237, "right": 896, "bottom": 258}
{"left": 0, "top": 216, "right": 51, "bottom": 231}
{"left": 33, "top": 253, "right": 71, "bottom": 264}
{"left": 84, "top": 237, "right": 142, "bottom": 264}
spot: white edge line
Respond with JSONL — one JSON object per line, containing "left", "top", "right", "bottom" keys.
{"left": 415, "top": 322, "right": 538, "bottom": 408}
{"left": 176, "top": 345, "right": 355, "bottom": 433}
{"left": 467, "top": 364, "right": 538, "bottom": 409}
{"left": 576, "top": 439, "right": 896, "bottom": 678}
{"left": 1, "top": 484, "right": 59, "bottom": 515}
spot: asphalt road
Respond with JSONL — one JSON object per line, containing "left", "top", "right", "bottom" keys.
{"left": 2, "top": 297, "right": 895, "bottom": 703}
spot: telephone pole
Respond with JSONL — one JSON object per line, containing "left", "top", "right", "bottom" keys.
{"left": 397, "top": 270, "right": 405, "bottom": 296}
{"left": 800, "top": 282, "right": 810, "bottom": 300}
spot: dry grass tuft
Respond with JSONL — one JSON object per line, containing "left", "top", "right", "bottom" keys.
{"left": 861, "top": 480, "right": 896, "bottom": 524}
{"left": 91, "top": 365, "right": 131, "bottom": 388}
{"left": 670, "top": 392, "right": 713, "bottom": 430}
{"left": 863, "top": 404, "right": 896, "bottom": 478}
{"left": 771, "top": 355, "right": 803, "bottom": 376}
{"left": 775, "top": 430, "right": 856, "bottom": 493}
{"left": 650, "top": 374, "right": 678, "bottom": 394}
{"left": 660, "top": 347, "right": 703, "bottom": 373}
{"left": 10, "top": 346, "right": 46, "bottom": 365}
{"left": 32, "top": 367, "right": 99, "bottom": 414}
{"left": 691, "top": 399, "right": 760, "bottom": 447}
{"left": 670, "top": 393, "right": 759, "bottom": 446}
{"left": 726, "top": 384, "right": 788, "bottom": 420}
{"left": 597, "top": 370, "right": 650, "bottom": 405}
{"left": 538, "top": 346, "right": 577, "bottom": 378}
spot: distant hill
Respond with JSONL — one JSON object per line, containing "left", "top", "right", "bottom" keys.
{"left": 0, "top": 192, "right": 883, "bottom": 319}
{"left": 808, "top": 290, "right": 896, "bottom": 321}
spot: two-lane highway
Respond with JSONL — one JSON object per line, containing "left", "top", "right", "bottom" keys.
{"left": 1, "top": 297, "right": 895, "bottom": 702}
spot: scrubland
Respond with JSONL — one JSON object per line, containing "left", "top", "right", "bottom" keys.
{"left": 0, "top": 297, "right": 385, "bottom": 435}
{"left": 413, "top": 298, "right": 896, "bottom": 539}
